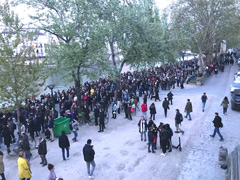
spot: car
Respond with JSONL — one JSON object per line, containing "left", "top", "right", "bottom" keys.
{"left": 231, "top": 89, "right": 240, "bottom": 110}
{"left": 230, "top": 81, "right": 240, "bottom": 93}
{"left": 234, "top": 72, "right": 240, "bottom": 81}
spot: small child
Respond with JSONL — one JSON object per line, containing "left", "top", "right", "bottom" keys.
{"left": 47, "top": 164, "right": 57, "bottom": 180}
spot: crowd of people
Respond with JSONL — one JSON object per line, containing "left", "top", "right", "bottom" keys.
{"left": 0, "top": 57, "right": 230, "bottom": 179}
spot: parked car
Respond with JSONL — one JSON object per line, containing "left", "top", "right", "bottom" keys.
{"left": 234, "top": 71, "right": 240, "bottom": 80}
{"left": 231, "top": 80, "right": 240, "bottom": 93}
{"left": 231, "top": 89, "right": 240, "bottom": 110}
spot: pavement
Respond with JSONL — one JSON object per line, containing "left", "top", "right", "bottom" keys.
{"left": 2, "top": 63, "right": 239, "bottom": 180}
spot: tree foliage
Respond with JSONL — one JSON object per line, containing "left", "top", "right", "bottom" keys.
{"left": 0, "top": 1, "right": 46, "bottom": 130}
{"left": 169, "top": 0, "right": 240, "bottom": 71}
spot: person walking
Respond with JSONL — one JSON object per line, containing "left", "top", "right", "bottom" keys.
{"left": 149, "top": 103, "right": 156, "bottom": 120}
{"left": 38, "top": 137, "right": 47, "bottom": 167}
{"left": 138, "top": 116, "right": 148, "bottom": 141}
{"left": 18, "top": 151, "right": 32, "bottom": 180}
{"left": 83, "top": 139, "right": 96, "bottom": 179}
{"left": 220, "top": 96, "right": 229, "bottom": 115}
{"left": 175, "top": 109, "right": 184, "bottom": 134}
{"left": 201, "top": 92, "right": 207, "bottom": 112}
{"left": 0, "top": 151, "right": 6, "bottom": 180}
{"left": 162, "top": 98, "right": 170, "bottom": 118}
{"left": 167, "top": 91, "right": 173, "bottom": 105}
{"left": 148, "top": 127, "right": 155, "bottom": 153}
{"left": 71, "top": 119, "right": 78, "bottom": 142}
{"left": 184, "top": 99, "right": 192, "bottom": 120}
{"left": 58, "top": 130, "right": 70, "bottom": 161}
{"left": 210, "top": 112, "right": 224, "bottom": 141}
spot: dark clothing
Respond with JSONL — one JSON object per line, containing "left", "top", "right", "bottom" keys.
{"left": 48, "top": 119, "right": 54, "bottom": 129}
{"left": 213, "top": 116, "right": 223, "bottom": 128}
{"left": 149, "top": 105, "right": 156, "bottom": 115}
{"left": 201, "top": 95, "right": 207, "bottom": 102}
{"left": 185, "top": 102, "right": 193, "bottom": 112}
{"left": 58, "top": 134, "right": 70, "bottom": 149}
{"left": 3, "top": 127, "right": 11, "bottom": 146}
{"left": 83, "top": 144, "right": 95, "bottom": 162}
{"left": 99, "top": 111, "right": 105, "bottom": 132}
{"left": 162, "top": 100, "right": 169, "bottom": 117}
{"left": 38, "top": 139, "right": 47, "bottom": 155}
{"left": 175, "top": 112, "right": 183, "bottom": 124}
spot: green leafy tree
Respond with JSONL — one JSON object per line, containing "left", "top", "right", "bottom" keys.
{"left": 170, "top": 0, "right": 240, "bottom": 72}
{"left": 14, "top": 0, "right": 108, "bottom": 112}
{"left": 98, "top": 0, "right": 175, "bottom": 85}
{"left": 0, "top": 1, "right": 46, "bottom": 133}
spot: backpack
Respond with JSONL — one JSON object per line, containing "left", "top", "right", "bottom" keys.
{"left": 179, "top": 113, "right": 183, "bottom": 123}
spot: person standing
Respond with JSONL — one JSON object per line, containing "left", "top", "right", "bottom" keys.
{"left": 0, "top": 151, "right": 6, "bottom": 180}
{"left": 160, "top": 125, "right": 170, "bottom": 156}
{"left": 58, "top": 130, "right": 70, "bottom": 161}
{"left": 38, "top": 137, "right": 47, "bottom": 167}
{"left": 148, "top": 127, "right": 155, "bottom": 153}
{"left": 149, "top": 103, "right": 156, "bottom": 120}
{"left": 220, "top": 96, "right": 229, "bottom": 115}
{"left": 210, "top": 112, "right": 224, "bottom": 141}
{"left": 71, "top": 119, "right": 78, "bottom": 142}
{"left": 48, "top": 116, "right": 54, "bottom": 142}
{"left": 47, "top": 164, "right": 58, "bottom": 180}
{"left": 162, "top": 98, "right": 170, "bottom": 118}
{"left": 141, "top": 103, "right": 147, "bottom": 120}
{"left": 167, "top": 91, "right": 173, "bottom": 105}
{"left": 83, "top": 139, "right": 96, "bottom": 179}
{"left": 18, "top": 151, "right": 32, "bottom": 180}
{"left": 201, "top": 92, "right": 208, "bottom": 112}
{"left": 93, "top": 105, "right": 99, "bottom": 126}
{"left": 184, "top": 99, "right": 192, "bottom": 120}
{"left": 98, "top": 108, "right": 105, "bottom": 133}
{"left": 112, "top": 102, "right": 117, "bottom": 119}
{"left": 2, "top": 126, "right": 11, "bottom": 154}
{"left": 175, "top": 109, "right": 184, "bottom": 134}
{"left": 138, "top": 116, "right": 148, "bottom": 141}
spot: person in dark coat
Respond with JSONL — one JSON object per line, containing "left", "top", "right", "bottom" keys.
{"left": 83, "top": 139, "right": 96, "bottom": 179}
{"left": 149, "top": 103, "right": 156, "bottom": 120}
{"left": 148, "top": 127, "right": 155, "bottom": 153}
{"left": 2, "top": 126, "right": 11, "bottom": 153}
{"left": 83, "top": 105, "right": 90, "bottom": 121}
{"left": 93, "top": 105, "right": 99, "bottom": 126}
{"left": 210, "top": 112, "right": 224, "bottom": 141}
{"left": 58, "top": 130, "right": 70, "bottom": 161}
{"left": 162, "top": 98, "right": 169, "bottom": 118}
{"left": 127, "top": 103, "right": 132, "bottom": 120}
{"left": 160, "top": 126, "right": 170, "bottom": 156}
{"left": 20, "top": 134, "right": 32, "bottom": 162}
{"left": 38, "top": 137, "right": 47, "bottom": 166}
{"left": 184, "top": 99, "right": 193, "bottom": 120}
{"left": 167, "top": 91, "right": 173, "bottom": 105}
{"left": 98, "top": 108, "right": 105, "bottom": 132}
{"left": 28, "top": 118, "right": 35, "bottom": 140}
{"left": 154, "top": 87, "right": 160, "bottom": 102}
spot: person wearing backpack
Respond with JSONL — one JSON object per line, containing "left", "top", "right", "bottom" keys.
{"left": 174, "top": 109, "right": 184, "bottom": 134}
{"left": 210, "top": 112, "right": 224, "bottom": 141}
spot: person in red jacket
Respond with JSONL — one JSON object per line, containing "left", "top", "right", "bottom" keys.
{"left": 141, "top": 103, "right": 147, "bottom": 119}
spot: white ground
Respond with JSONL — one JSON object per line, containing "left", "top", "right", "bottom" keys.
{"left": 3, "top": 64, "right": 239, "bottom": 180}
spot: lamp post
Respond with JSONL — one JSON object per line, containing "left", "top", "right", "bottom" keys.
{"left": 47, "top": 84, "right": 55, "bottom": 113}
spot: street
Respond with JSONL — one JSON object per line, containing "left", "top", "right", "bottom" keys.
{"left": 3, "top": 64, "right": 239, "bottom": 180}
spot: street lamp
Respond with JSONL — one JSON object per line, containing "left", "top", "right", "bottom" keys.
{"left": 47, "top": 84, "right": 55, "bottom": 113}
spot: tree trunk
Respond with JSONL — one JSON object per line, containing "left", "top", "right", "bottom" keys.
{"left": 77, "top": 66, "right": 82, "bottom": 113}
{"left": 198, "top": 46, "right": 204, "bottom": 73}
{"left": 16, "top": 106, "right": 21, "bottom": 138}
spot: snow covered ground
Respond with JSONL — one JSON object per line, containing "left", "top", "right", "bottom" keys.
{"left": 3, "top": 64, "right": 239, "bottom": 180}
